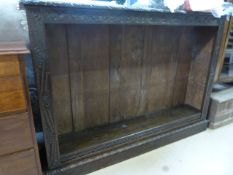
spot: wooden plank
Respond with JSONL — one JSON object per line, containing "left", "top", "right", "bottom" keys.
{"left": 185, "top": 27, "right": 216, "bottom": 109}
{"left": 0, "top": 113, "right": 33, "bottom": 156}
{"left": 172, "top": 28, "right": 193, "bottom": 106}
{"left": 0, "top": 76, "right": 24, "bottom": 92}
{"left": 46, "top": 24, "right": 73, "bottom": 135}
{"left": 0, "top": 55, "right": 20, "bottom": 77}
{"left": 67, "top": 24, "right": 109, "bottom": 131}
{"left": 67, "top": 25, "right": 85, "bottom": 131}
{"left": 0, "top": 149, "right": 39, "bottom": 175}
{"left": 0, "top": 89, "right": 26, "bottom": 115}
{"left": 59, "top": 104, "right": 200, "bottom": 156}
{"left": 109, "top": 25, "right": 123, "bottom": 123}
{"left": 109, "top": 25, "right": 192, "bottom": 122}
{"left": 109, "top": 25, "right": 145, "bottom": 122}
{"left": 144, "top": 26, "right": 181, "bottom": 112}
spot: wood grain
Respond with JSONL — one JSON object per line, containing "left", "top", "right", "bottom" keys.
{"left": 0, "top": 113, "right": 33, "bottom": 156}
{"left": 46, "top": 24, "right": 73, "bottom": 135}
{"left": 110, "top": 25, "right": 145, "bottom": 122}
{"left": 0, "top": 55, "right": 20, "bottom": 77}
{"left": 172, "top": 28, "right": 193, "bottom": 106}
{"left": 47, "top": 24, "right": 213, "bottom": 131}
{"left": 0, "top": 89, "right": 26, "bottom": 115}
{"left": 185, "top": 27, "right": 217, "bottom": 110}
{"left": 68, "top": 24, "right": 109, "bottom": 131}
{"left": 0, "top": 76, "right": 24, "bottom": 93}
{"left": 144, "top": 26, "right": 181, "bottom": 113}
{"left": 0, "top": 149, "right": 39, "bottom": 175}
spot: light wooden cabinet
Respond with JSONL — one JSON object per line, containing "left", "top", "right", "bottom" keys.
{"left": 0, "top": 41, "right": 42, "bottom": 175}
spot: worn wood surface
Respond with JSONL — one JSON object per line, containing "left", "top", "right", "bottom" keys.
{"left": 185, "top": 27, "right": 217, "bottom": 110}
{"left": 0, "top": 149, "right": 39, "bottom": 175}
{"left": 68, "top": 24, "right": 109, "bottom": 131}
{"left": 0, "top": 113, "right": 33, "bottom": 156}
{"left": 46, "top": 24, "right": 73, "bottom": 135}
{"left": 48, "top": 120, "right": 208, "bottom": 175}
{"left": 59, "top": 104, "right": 200, "bottom": 156}
{"left": 24, "top": 3, "right": 224, "bottom": 171}
{"left": 0, "top": 55, "right": 20, "bottom": 77}
{"left": 46, "top": 24, "right": 215, "bottom": 134}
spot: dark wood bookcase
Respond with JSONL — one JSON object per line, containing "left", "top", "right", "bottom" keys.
{"left": 22, "top": 1, "right": 225, "bottom": 174}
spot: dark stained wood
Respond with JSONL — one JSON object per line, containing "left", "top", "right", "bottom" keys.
{"left": 67, "top": 24, "right": 109, "bottom": 131}
{"left": 110, "top": 26, "right": 193, "bottom": 122}
{"left": 59, "top": 104, "right": 200, "bottom": 156}
{"left": 46, "top": 24, "right": 73, "bottom": 135}
{"left": 23, "top": 2, "right": 225, "bottom": 171}
{"left": 0, "top": 55, "right": 20, "bottom": 77}
{"left": 110, "top": 25, "right": 145, "bottom": 122}
{"left": 144, "top": 26, "right": 181, "bottom": 112}
{"left": 44, "top": 24, "right": 219, "bottom": 170}
{"left": 66, "top": 25, "right": 84, "bottom": 131}
{"left": 0, "top": 113, "right": 33, "bottom": 156}
{"left": 172, "top": 28, "right": 193, "bottom": 106}
{"left": 185, "top": 27, "right": 217, "bottom": 110}
{"left": 0, "top": 149, "right": 39, "bottom": 175}
{"left": 48, "top": 120, "right": 208, "bottom": 175}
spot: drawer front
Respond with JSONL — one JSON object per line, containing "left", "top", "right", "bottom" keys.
{"left": 0, "top": 55, "right": 20, "bottom": 77}
{"left": 0, "top": 77, "right": 26, "bottom": 115}
{"left": 0, "top": 113, "right": 33, "bottom": 156}
{"left": 0, "top": 149, "right": 39, "bottom": 175}
{"left": 0, "top": 90, "right": 26, "bottom": 115}
{"left": 0, "top": 77, "right": 23, "bottom": 92}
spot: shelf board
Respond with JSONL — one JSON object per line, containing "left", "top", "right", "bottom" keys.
{"left": 59, "top": 104, "right": 201, "bottom": 162}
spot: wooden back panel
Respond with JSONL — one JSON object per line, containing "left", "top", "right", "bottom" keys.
{"left": 46, "top": 24, "right": 217, "bottom": 135}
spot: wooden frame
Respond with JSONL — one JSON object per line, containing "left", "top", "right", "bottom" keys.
{"left": 22, "top": 1, "right": 226, "bottom": 174}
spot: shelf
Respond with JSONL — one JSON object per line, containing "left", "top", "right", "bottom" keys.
{"left": 59, "top": 104, "right": 201, "bottom": 161}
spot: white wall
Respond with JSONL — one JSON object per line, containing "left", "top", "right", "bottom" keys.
{"left": 0, "top": 0, "right": 28, "bottom": 43}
